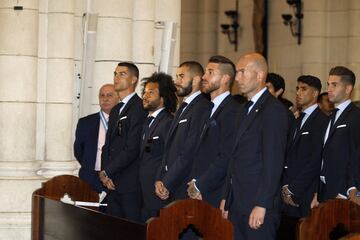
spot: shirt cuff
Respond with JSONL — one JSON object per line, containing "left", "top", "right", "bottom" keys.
{"left": 192, "top": 179, "right": 201, "bottom": 192}
{"left": 346, "top": 186, "right": 357, "bottom": 196}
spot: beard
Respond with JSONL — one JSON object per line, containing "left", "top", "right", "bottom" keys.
{"left": 176, "top": 79, "right": 193, "bottom": 97}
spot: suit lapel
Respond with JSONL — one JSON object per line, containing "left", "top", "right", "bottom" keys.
{"left": 326, "top": 103, "right": 353, "bottom": 144}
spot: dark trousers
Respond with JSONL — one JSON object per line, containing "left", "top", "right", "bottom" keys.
{"left": 229, "top": 209, "right": 280, "bottom": 240}
{"left": 106, "top": 191, "right": 141, "bottom": 222}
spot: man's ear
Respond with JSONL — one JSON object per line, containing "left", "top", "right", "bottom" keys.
{"left": 132, "top": 76, "right": 138, "bottom": 85}
{"left": 275, "top": 88, "right": 284, "bottom": 98}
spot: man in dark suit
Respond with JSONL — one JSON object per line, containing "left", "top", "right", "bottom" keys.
{"left": 155, "top": 61, "right": 212, "bottom": 201}
{"left": 187, "top": 55, "right": 242, "bottom": 208}
{"left": 319, "top": 66, "right": 360, "bottom": 204}
{"left": 139, "top": 72, "right": 177, "bottom": 222}
{"left": 224, "top": 53, "right": 289, "bottom": 240}
{"left": 99, "top": 62, "right": 147, "bottom": 221}
{"left": 278, "top": 75, "right": 328, "bottom": 239}
{"left": 74, "top": 84, "right": 119, "bottom": 193}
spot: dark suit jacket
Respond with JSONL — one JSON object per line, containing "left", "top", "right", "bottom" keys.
{"left": 139, "top": 109, "right": 173, "bottom": 210}
{"left": 74, "top": 112, "right": 105, "bottom": 193}
{"left": 227, "top": 90, "right": 289, "bottom": 215}
{"left": 156, "top": 93, "right": 212, "bottom": 200}
{"left": 101, "top": 94, "right": 147, "bottom": 194}
{"left": 282, "top": 107, "right": 328, "bottom": 217}
{"left": 320, "top": 102, "right": 360, "bottom": 200}
{"left": 191, "top": 95, "right": 242, "bottom": 207}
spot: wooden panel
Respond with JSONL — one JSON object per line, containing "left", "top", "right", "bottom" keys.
{"left": 297, "top": 199, "right": 360, "bottom": 240}
{"left": 147, "top": 199, "right": 233, "bottom": 240}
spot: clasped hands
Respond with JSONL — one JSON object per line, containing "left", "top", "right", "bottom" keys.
{"left": 155, "top": 181, "right": 169, "bottom": 200}
{"left": 99, "top": 170, "right": 115, "bottom": 190}
{"left": 282, "top": 185, "right": 299, "bottom": 207}
{"left": 187, "top": 180, "right": 202, "bottom": 200}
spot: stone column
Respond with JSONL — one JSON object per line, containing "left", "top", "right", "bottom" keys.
{"left": 38, "top": 0, "right": 78, "bottom": 178}
{"left": 0, "top": 1, "right": 42, "bottom": 238}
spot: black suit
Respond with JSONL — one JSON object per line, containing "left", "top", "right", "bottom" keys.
{"left": 101, "top": 94, "right": 147, "bottom": 221}
{"left": 156, "top": 93, "right": 212, "bottom": 200}
{"left": 74, "top": 112, "right": 105, "bottom": 193}
{"left": 139, "top": 109, "right": 173, "bottom": 222}
{"left": 282, "top": 106, "right": 328, "bottom": 217}
{"left": 226, "top": 90, "right": 289, "bottom": 240}
{"left": 319, "top": 102, "right": 360, "bottom": 201}
{"left": 191, "top": 94, "right": 242, "bottom": 207}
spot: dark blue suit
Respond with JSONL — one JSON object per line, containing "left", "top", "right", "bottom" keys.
{"left": 226, "top": 90, "right": 289, "bottom": 240}
{"left": 191, "top": 95, "right": 242, "bottom": 207}
{"left": 319, "top": 102, "right": 360, "bottom": 201}
{"left": 139, "top": 109, "right": 173, "bottom": 222}
{"left": 74, "top": 112, "right": 105, "bottom": 193}
{"left": 156, "top": 93, "right": 212, "bottom": 200}
{"left": 282, "top": 107, "right": 328, "bottom": 217}
{"left": 101, "top": 94, "right": 147, "bottom": 221}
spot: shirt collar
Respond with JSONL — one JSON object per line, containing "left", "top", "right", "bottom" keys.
{"left": 100, "top": 110, "right": 109, "bottom": 118}
{"left": 249, "top": 87, "right": 267, "bottom": 105}
{"left": 303, "top": 104, "right": 318, "bottom": 116}
{"left": 336, "top": 99, "right": 351, "bottom": 112}
{"left": 184, "top": 91, "right": 201, "bottom": 104}
{"left": 149, "top": 107, "right": 165, "bottom": 118}
{"left": 212, "top": 91, "right": 230, "bottom": 107}
{"left": 121, "top": 92, "right": 136, "bottom": 105}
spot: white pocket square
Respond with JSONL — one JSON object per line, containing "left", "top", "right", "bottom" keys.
{"left": 152, "top": 136, "right": 159, "bottom": 140}
{"left": 337, "top": 124, "right": 347, "bottom": 128}
{"left": 179, "top": 119, "right": 187, "bottom": 124}
{"left": 301, "top": 131, "right": 309, "bottom": 135}
{"left": 119, "top": 116, "right": 127, "bottom": 120}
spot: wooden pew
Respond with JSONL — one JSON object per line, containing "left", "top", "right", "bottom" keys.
{"left": 297, "top": 199, "right": 360, "bottom": 240}
{"left": 31, "top": 175, "right": 233, "bottom": 240}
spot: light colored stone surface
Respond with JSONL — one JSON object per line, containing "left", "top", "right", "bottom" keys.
{"left": 132, "top": 20, "right": 155, "bottom": 63}
{"left": 133, "top": 0, "right": 155, "bottom": 21}
{"left": 94, "top": 0, "right": 133, "bottom": 18}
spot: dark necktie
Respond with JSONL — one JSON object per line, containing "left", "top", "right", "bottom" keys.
{"left": 293, "top": 112, "right": 306, "bottom": 139}
{"left": 329, "top": 108, "right": 339, "bottom": 133}
{"left": 117, "top": 101, "right": 125, "bottom": 115}
{"left": 244, "top": 100, "right": 254, "bottom": 115}
{"left": 143, "top": 116, "right": 155, "bottom": 140}
{"left": 173, "top": 102, "right": 188, "bottom": 123}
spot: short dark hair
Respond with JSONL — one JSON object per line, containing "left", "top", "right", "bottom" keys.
{"left": 118, "top": 62, "right": 139, "bottom": 79}
{"left": 266, "top": 73, "right": 285, "bottom": 96}
{"left": 297, "top": 75, "right": 322, "bottom": 92}
{"left": 329, "top": 66, "right": 356, "bottom": 86}
{"left": 317, "top": 92, "right": 328, "bottom": 103}
{"left": 179, "top": 61, "right": 204, "bottom": 77}
{"left": 143, "top": 72, "right": 178, "bottom": 113}
{"left": 208, "top": 55, "right": 236, "bottom": 84}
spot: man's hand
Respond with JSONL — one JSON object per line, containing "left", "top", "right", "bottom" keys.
{"left": 187, "top": 180, "right": 202, "bottom": 200}
{"left": 249, "top": 206, "right": 266, "bottom": 230}
{"left": 310, "top": 193, "right": 319, "bottom": 208}
{"left": 282, "top": 185, "right": 299, "bottom": 207}
{"left": 99, "top": 171, "right": 115, "bottom": 190}
{"left": 155, "top": 181, "right": 169, "bottom": 200}
{"left": 348, "top": 189, "right": 360, "bottom": 205}
{"left": 219, "top": 199, "right": 228, "bottom": 219}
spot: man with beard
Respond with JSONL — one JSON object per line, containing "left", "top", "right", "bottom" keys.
{"left": 99, "top": 62, "right": 147, "bottom": 221}
{"left": 187, "top": 55, "right": 242, "bottom": 209}
{"left": 155, "top": 61, "right": 212, "bottom": 201}
{"left": 139, "top": 73, "right": 177, "bottom": 222}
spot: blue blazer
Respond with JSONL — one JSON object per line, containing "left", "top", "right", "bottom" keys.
{"left": 74, "top": 112, "right": 105, "bottom": 193}
{"left": 156, "top": 94, "right": 212, "bottom": 200}
{"left": 282, "top": 107, "right": 328, "bottom": 217}
{"left": 101, "top": 94, "right": 147, "bottom": 194}
{"left": 139, "top": 109, "right": 173, "bottom": 210}
{"left": 191, "top": 95, "right": 242, "bottom": 207}
{"left": 320, "top": 103, "right": 360, "bottom": 200}
{"left": 226, "top": 90, "right": 289, "bottom": 214}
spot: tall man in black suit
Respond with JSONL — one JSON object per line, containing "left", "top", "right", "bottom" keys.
{"left": 319, "top": 66, "right": 360, "bottom": 204}
{"left": 278, "top": 75, "right": 328, "bottom": 239}
{"left": 224, "top": 53, "right": 289, "bottom": 240}
{"left": 139, "top": 72, "right": 177, "bottom": 222}
{"left": 99, "top": 62, "right": 147, "bottom": 221}
{"left": 187, "top": 55, "right": 242, "bottom": 208}
{"left": 155, "top": 61, "right": 212, "bottom": 201}
{"left": 74, "top": 84, "right": 119, "bottom": 193}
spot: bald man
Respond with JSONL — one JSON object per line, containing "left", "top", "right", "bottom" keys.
{"left": 74, "top": 84, "right": 120, "bottom": 193}
{"left": 224, "top": 53, "right": 289, "bottom": 240}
